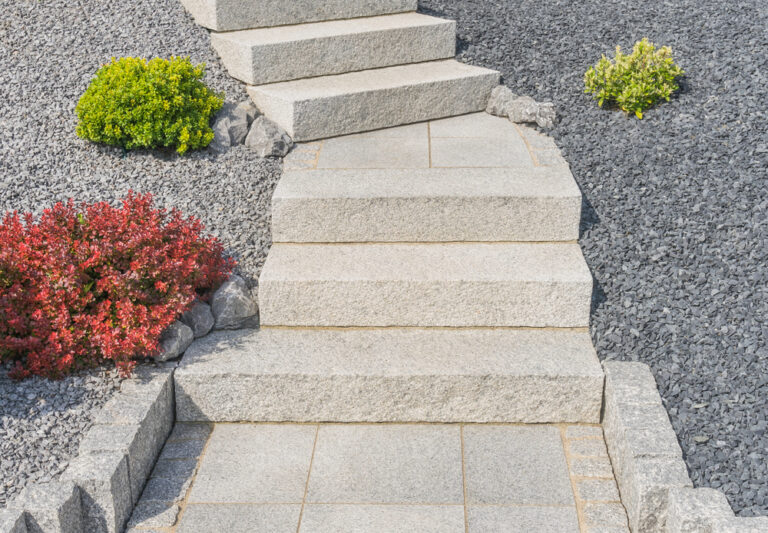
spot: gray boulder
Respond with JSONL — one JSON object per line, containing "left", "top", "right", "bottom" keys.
{"left": 209, "top": 116, "right": 232, "bottom": 153}
{"left": 211, "top": 275, "right": 259, "bottom": 330}
{"left": 486, "top": 85, "right": 518, "bottom": 116}
{"left": 536, "top": 102, "right": 557, "bottom": 129}
{"left": 234, "top": 100, "right": 259, "bottom": 126}
{"left": 181, "top": 301, "right": 215, "bottom": 338}
{"left": 507, "top": 95, "right": 539, "bottom": 124}
{"left": 245, "top": 116, "right": 294, "bottom": 158}
{"left": 156, "top": 321, "right": 194, "bottom": 362}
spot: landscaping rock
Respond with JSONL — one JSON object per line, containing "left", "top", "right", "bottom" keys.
{"left": 234, "top": 100, "right": 259, "bottom": 126}
{"left": 8, "top": 481, "right": 82, "bottom": 533}
{"left": 507, "top": 95, "right": 539, "bottom": 124}
{"left": 211, "top": 275, "right": 258, "bottom": 330}
{"left": 156, "top": 321, "right": 194, "bottom": 362}
{"left": 536, "top": 102, "right": 557, "bottom": 129}
{"left": 245, "top": 116, "right": 294, "bottom": 158}
{"left": 180, "top": 302, "right": 215, "bottom": 338}
{"left": 209, "top": 116, "right": 232, "bottom": 153}
{"left": 0, "top": 509, "right": 27, "bottom": 533}
{"left": 486, "top": 85, "right": 517, "bottom": 116}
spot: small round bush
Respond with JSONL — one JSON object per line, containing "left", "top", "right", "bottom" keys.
{"left": 76, "top": 57, "right": 224, "bottom": 154}
{"left": 0, "top": 193, "right": 234, "bottom": 379}
{"left": 584, "top": 38, "right": 684, "bottom": 119}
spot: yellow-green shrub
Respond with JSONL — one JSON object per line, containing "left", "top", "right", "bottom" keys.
{"left": 76, "top": 57, "right": 223, "bottom": 154}
{"left": 584, "top": 38, "right": 684, "bottom": 119}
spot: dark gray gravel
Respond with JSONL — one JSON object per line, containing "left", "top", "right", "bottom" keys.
{"left": 0, "top": 0, "right": 280, "bottom": 506}
{"left": 420, "top": 0, "right": 768, "bottom": 517}
{"left": 0, "top": 365, "right": 122, "bottom": 507}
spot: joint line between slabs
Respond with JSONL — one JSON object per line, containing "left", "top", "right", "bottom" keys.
{"left": 296, "top": 424, "right": 320, "bottom": 533}
{"left": 460, "top": 425, "right": 469, "bottom": 533}
{"left": 169, "top": 430, "right": 216, "bottom": 533}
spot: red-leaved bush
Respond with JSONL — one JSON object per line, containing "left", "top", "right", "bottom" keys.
{"left": 0, "top": 192, "right": 234, "bottom": 379}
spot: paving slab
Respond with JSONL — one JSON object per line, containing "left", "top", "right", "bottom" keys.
{"left": 300, "top": 504, "right": 465, "bottom": 532}
{"left": 467, "top": 506, "right": 580, "bottom": 533}
{"left": 176, "top": 503, "right": 301, "bottom": 533}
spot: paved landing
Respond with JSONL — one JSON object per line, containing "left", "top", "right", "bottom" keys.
{"left": 126, "top": 423, "right": 629, "bottom": 533}
{"left": 282, "top": 112, "right": 567, "bottom": 171}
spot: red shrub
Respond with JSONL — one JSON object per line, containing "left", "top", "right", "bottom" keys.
{"left": 0, "top": 192, "right": 234, "bottom": 379}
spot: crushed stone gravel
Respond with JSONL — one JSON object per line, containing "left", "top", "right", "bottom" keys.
{"left": 420, "top": 0, "right": 768, "bottom": 516}
{"left": 0, "top": 0, "right": 280, "bottom": 506}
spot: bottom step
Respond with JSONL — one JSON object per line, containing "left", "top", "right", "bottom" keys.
{"left": 175, "top": 328, "right": 603, "bottom": 423}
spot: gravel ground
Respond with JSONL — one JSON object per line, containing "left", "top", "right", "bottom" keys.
{"left": 0, "top": 365, "right": 122, "bottom": 507}
{"left": 420, "top": 0, "right": 768, "bottom": 516}
{"left": 0, "top": 0, "right": 280, "bottom": 506}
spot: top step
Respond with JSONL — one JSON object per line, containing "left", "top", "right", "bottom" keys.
{"left": 180, "top": 0, "right": 418, "bottom": 32}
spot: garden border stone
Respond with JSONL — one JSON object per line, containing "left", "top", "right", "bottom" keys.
{"left": 0, "top": 509, "right": 27, "bottom": 533}
{"left": 5, "top": 366, "right": 175, "bottom": 533}
{"left": 602, "top": 361, "right": 768, "bottom": 532}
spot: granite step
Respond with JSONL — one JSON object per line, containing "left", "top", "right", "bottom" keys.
{"left": 180, "top": 0, "right": 418, "bottom": 32}
{"left": 247, "top": 60, "right": 500, "bottom": 141}
{"left": 211, "top": 13, "right": 456, "bottom": 85}
{"left": 258, "top": 242, "right": 593, "bottom": 327}
{"left": 272, "top": 166, "right": 581, "bottom": 243}
{"left": 174, "top": 328, "right": 604, "bottom": 423}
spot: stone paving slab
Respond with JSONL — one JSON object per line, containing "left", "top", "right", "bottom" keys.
{"left": 127, "top": 422, "right": 630, "bottom": 532}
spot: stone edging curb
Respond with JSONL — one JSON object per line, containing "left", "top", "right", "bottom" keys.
{"left": 1, "top": 366, "right": 175, "bottom": 533}
{"left": 602, "top": 362, "right": 768, "bottom": 533}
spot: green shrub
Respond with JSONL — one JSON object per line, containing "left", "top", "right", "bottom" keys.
{"left": 76, "top": 57, "right": 223, "bottom": 154}
{"left": 584, "top": 38, "right": 684, "bottom": 119}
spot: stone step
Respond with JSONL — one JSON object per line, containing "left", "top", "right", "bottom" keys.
{"left": 211, "top": 13, "right": 456, "bottom": 85}
{"left": 181, "top": 0, "right": 417, "bottom": 32}
{"left": 272, "top": 167, "right": 581, "bottom": 243}
{"left": 175, "top": 328, "right": 604, "bottom": 423}
{"left": 258, "top": 243, "right": 592, "bottom": 327}
{"left": 247, "top": 60, "right": 500, "bottom": 141}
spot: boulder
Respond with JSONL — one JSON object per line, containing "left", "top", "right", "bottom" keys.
{"left": 536, "top": 102, "right": 557, "bottom": 129}
{"left": 507, "top": 95, "right": 539, "bottom": 124}
{"left": 156, "top": 321, "right": 194, "bottom": 362}
{"left": 211, "top": 275, "right": 259, "bottom": 330}
{"left": 486, "top": 85, "right": 518, "bottom": 116}
{"left": 234, "top": 101, "right": 259, "bottom": 126}
{"left": 180, "top": 301, "right": 215, "bottom": 338}
{"left": 245, "top": 116, "right": 294, "bottom": 158}
{"left": 209, "top": 115, "right": 232, "bottom": 153}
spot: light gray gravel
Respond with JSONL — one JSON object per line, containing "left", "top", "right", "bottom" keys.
{"left": 0, "top": 0, "right": 281, "bottom": 507}
{"left": 421, "top": 0, "right": 768, "bottom": 517}
{"left": 0, "top": 365, "right": 122, "bottom": 507}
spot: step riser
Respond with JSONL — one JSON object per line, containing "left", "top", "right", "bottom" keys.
{"left": 248, "top": 62, "right": 500, "bottom": 141}
{"left": 181, "top": 0, "right": 418, "bottom": 32}
{"left": 211, "top": 16, "right": 456, "bottom": 85}
{"left": 272, "top": 169, "right": 582, "bottom": 243}
{"left": 176, "top": 375, "right": 602, "bottom": 423}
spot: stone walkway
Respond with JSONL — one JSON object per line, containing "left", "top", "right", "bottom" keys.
{"left": 126, "top": 422, "right": 629, "bottom": 532}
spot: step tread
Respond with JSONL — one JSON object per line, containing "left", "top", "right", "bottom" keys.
{"left": 250, "top": 59, "right": 496, "bottom": 100}
{"left": 260, "top": 243, "right": 591, "bottom": 283}
{"left": 178, "top": 328, "right": 602, "bottom": 377}
{"left": 213, "top": 12, "right": 452, "bottom": 45}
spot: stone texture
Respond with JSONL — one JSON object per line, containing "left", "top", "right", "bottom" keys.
{"left": 61, "top": 451, "right": 132, "bottom": 533}
{"left": 570, "top": 457, "right": 616, "bottom": 478}
{"left": 306, "top": 425, "right": 463, "bottom": 504}
{"left": 583, "top": 502, "right": 630, "bottom": 527}
{"left": 211, "top": 275, "right": 258, "bottom": 330}
{"left": 258, "top": 242, "right": 592, "bottom": 327}
{"left": 209, "top": 115, "right": 231, "bottom": 153}
{"left": 211, "top": 13, "right": 455, "bottom": 85}
{"left": 467, "top": 506, "right": 579, "bottom": 533}
{"left": 8, "top": 481, "right": 82, "bottom": 533}
{"left": 577, "top": 479, "right": 621, "bottom": 502}
{"left": 244, "top": 116, "right": 294, "bottom": 158}
{"left": 565, "top": 426, "right": 604, "bottom": 439}
{"left": 272, "top": 167, "right": 581, "bottom": 243}
{"left": 175, "top": 328, "right": 603, "bottom": 423}
{"left": 90, "top": 369, "right": 174, "bottom": 505}
{"left": 0, "top": 510, "right": 27, "bottom": 533}
{"left": 301, "top": 505, "right": 465, "bottom": 533}
{"left": 156, "top": 321, "right": 194, "bottom": 362}
{"left": 485, "top": 85, "right": 517, "bottom": 116}
{"left": 536, "top": 102, "right": 557, "bottom": 128}
{"left": 180, "top": 302, "right": 215, "bottom": 338}
{"left": 176, "top": 504, "right": 301, "bottom": 533}
{"left": 463, "top": 426, "right": 574, "bottom": 505}
{"left": 507, "top": 95, "right": 539, "bottom": 123}
{"left": 126, "top": 501, "right": 180, "bottom": 530}
{"left": 247, "top": 60, "right": 499, "bottom": 141}
{"left": 188, "top": 425, "right": 315, "bottom": 503}
{"left": 666, "top": 487, "right": 733, "bottom": 533}
{"left": 180, "top": 0, "right": 418, "bottom": 32}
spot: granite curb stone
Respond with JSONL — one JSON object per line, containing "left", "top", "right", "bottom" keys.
{"left": 7, "top": 481, "right": 81, "bottom": 533}
{"left": 0, "top": 510, "right": 27, "bottom": 533}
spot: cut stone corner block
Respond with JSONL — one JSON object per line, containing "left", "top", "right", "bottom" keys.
{"left": 8, "top": 481, "right": 82, "bottom": 533}
{"left": 62, "top": 451, "right": 133, "bottom": 533}
{"left": 666, "top": 487, "right": 733, "bottom": 533}
{"left": 180, "top": 0, "right": 418, "bottom": 32}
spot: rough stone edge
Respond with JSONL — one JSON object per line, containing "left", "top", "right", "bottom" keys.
{"left": 5, "top": 366, "right": 176, "bottom": 533}
{"left": 602, "top": 361, "right": 768, "bottom": 533}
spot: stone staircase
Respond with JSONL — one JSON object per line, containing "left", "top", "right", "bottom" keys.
{"left": 176, "top": 0, "right": 603, "bottom": 424}
{"left": 181, "top": 0, "right": 499, "bottom": 139}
